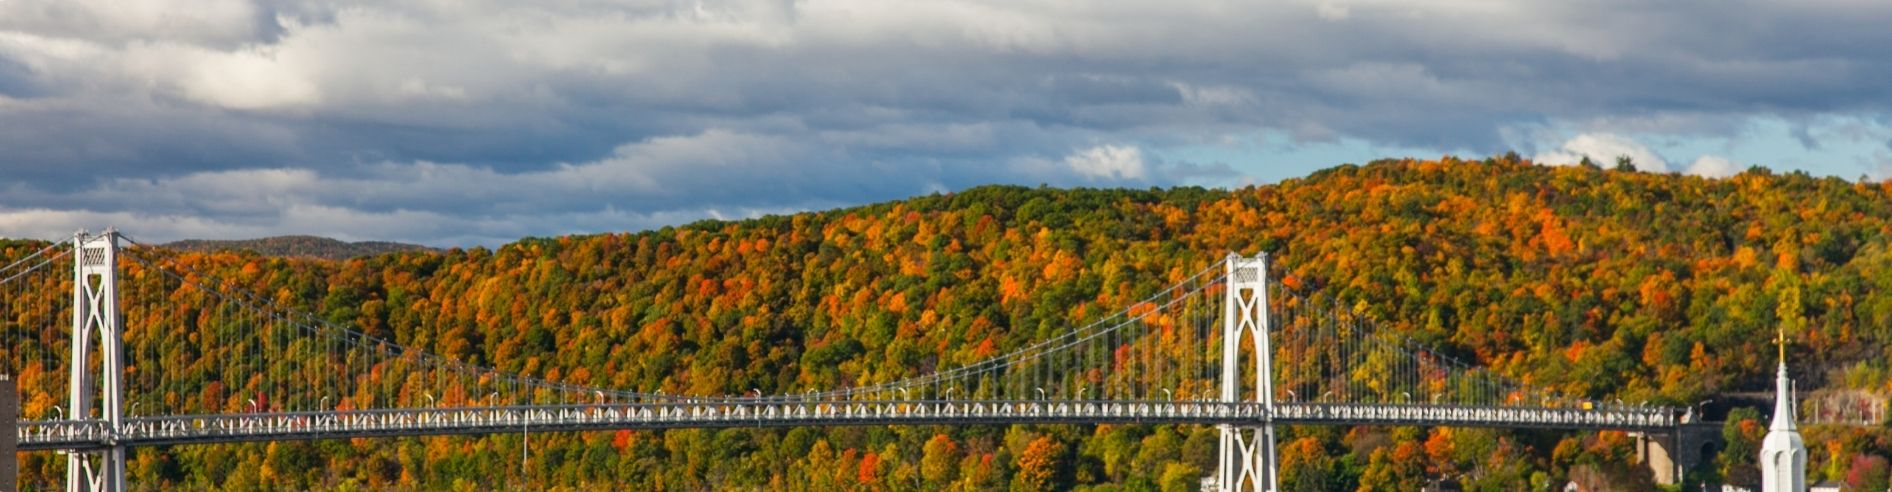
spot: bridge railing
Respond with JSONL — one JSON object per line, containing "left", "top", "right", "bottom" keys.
{"left": 18, "top": 399, "right": 1273, "bottom": 449}
{"left": 1273, "top": 402, "right": 1677, "bottom": 431}
{"left": 15, "top": 398, "right": 1680, "bottom": 450}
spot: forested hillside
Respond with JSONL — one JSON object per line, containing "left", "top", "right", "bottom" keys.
{"left": 8, "top": 155, "right": 1892, "bottom": 490}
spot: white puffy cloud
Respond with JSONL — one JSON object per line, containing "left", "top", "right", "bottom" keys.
{"left": 1316, "top": 3, "right": 1351, "bottom": 21}
{"left": 1870, "top": 150, "right": 1892, "bottom": 180}
{"left": 1065, "top": 145, "right": 1147, "bottom": 181}
{"left": 0, "top": 0, "right": 265, "bottom": 47}
{"left": 1686, "top": 155, "right": 1741, "bottom": 178}
{"left": 119, "top": 42, "right": 321, "bottom": 110}
{"left": 1534, "top": 133, "right": 1670, "bottom": 172}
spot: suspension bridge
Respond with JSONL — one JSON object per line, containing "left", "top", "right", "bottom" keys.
{"left": 0, "top": 229, "right": 1681, "bottom": 491}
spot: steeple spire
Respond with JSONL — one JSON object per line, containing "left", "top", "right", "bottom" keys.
{"left": 1770, "top": 325, "right": 1794, "bottom": 431}
{"left": 1770, "top": 354, "right": 1796, "bottom": 432}
{"left": 1759, "top": 323, "right": 1805, "bottom": 491}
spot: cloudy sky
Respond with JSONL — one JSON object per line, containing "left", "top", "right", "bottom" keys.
{"left": 3, "top": 0, "right": 1891, "bottom": 246}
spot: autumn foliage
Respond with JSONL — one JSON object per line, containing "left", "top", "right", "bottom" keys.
{"left": 7, "top": 155, "right": 1892, "bottom": 489}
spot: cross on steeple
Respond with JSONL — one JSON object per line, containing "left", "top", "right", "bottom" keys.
{"left": 1777, "top": 324, "right": 1786, "bottom": 368}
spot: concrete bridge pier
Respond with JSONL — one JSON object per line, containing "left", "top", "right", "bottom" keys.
{"left": 1633, "top": 423, "right": 1723, "bottom": 486}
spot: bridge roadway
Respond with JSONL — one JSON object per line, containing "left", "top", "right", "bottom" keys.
{"left": 15, "top": 400, "right": 1678, "bottom": 451}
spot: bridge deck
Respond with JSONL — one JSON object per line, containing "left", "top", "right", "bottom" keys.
{"left": 17, "top": 401, "right": 1677, "bottom": 451}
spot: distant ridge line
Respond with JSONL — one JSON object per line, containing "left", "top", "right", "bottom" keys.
{"left": 163, "top": 235, "right": 436, "bottom": 261}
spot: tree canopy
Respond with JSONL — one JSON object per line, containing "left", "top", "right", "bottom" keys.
{"left": 9, "top": 155, "right": 1892, "bottom": 489}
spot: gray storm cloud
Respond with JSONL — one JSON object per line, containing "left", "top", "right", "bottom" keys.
{"left": 2, "top": 0, "right": 1891, "bottom": 245}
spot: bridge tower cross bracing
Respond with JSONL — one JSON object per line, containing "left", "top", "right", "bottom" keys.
{"left": 68, "top": 230, "right": 125, "bottom": 492}
{"left": 1217, "top": 253, "right": 1277, "bottom": 492}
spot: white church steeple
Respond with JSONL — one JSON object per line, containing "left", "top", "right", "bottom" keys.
{"left": 1759, "top": 325, "right": 1805, "bottom": 492}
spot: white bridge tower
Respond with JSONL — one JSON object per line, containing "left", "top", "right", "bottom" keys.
{"left": 68, "top": 230, "right": 126, "bottom": 492}
{"left": 1217, "top": 253, "right": 1278, "bottom": 492}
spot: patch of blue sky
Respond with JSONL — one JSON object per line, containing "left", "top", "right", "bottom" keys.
{"left": 1154, "top": 131, "right": 1476, "bottom": 187}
